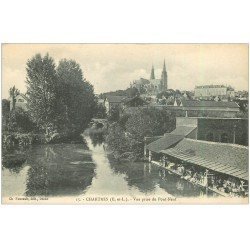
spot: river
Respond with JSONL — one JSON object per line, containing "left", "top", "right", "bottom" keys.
{"left": 2, "top": 134, "right": 214, "bottom": 199}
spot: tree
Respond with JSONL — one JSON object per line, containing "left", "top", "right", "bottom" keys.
{"left": 26, "top": 53, "right": 58, "bottom": 138}
{"left": 126, "top": 87, "right": 139, "bottom": 97}
{"left": 57, "top": 59, "right": 97, "bottom": 134}
{"left": 106, "top": 123, "right": 132, "bottom": 160}
{"left": 9, "top": 86, "right": 20, "bottom": 111}
{"left": 8, "top": 107, "right": 35, "bottom": 133}
{"left": 106, "top": 107, "right": 176, "bottom": 161}
{"left": 2, "top": 99, "right": 10, "bottom": 117}
{"left": 126, "top": 107, "right": 175, "bottom": 140}
{"left": 2, "top": 99, "right": 10, "bottom": 131}
{"left": 95, "top": 104, "right": 107, "bottom": 119}
{"left": 108, "top": 105, "right": 120, "bottom": 122}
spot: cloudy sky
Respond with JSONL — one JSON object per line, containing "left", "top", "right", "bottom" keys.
{"left": 2, "top": 44, "right": 248, "bottom": 98}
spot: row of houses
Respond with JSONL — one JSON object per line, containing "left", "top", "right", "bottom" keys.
{"left": 102, "top": 94, "right": 241, "bottom": 118}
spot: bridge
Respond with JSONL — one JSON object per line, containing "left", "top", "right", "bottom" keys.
{"left": 90, "top": 118, "right": 108, "bottom": 129}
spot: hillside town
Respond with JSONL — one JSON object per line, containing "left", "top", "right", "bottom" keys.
{"left": 94, "top": 61, "right": 249, "bottom": 198}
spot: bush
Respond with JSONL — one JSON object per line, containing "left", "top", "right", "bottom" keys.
{"left": 8, "top": 107, "right": 36, "bottom": 133}
{"left": 2, "top": 133, "right": 45, "bottom": 151}
{"left": 106, "top": 107, "right": 176, "bottom": 161}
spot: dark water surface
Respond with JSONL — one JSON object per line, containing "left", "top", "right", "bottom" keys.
{"left": 2, "top": 135, "right": 213, "bottom": 198}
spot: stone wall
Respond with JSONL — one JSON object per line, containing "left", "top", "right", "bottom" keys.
{"left": 197, "top": 118, "right": 248, "bottom": 146}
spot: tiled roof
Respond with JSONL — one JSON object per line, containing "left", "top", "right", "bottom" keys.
{"left": 161, "top": 138, "right": 249, "bottom": 180}
{"left": 181, "top": 99, "right": 239, "bottom": 108}
{"left": 146, "top": 134, "right": 184, "bottom": 153}
{"left": 170, "top": 126, "right": 196, "bottom": 136}
{"left": 144, "top": 136, "right": 163, "bottom": 145}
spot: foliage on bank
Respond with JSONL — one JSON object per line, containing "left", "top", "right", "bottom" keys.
{"left": 2, "top": 53, "right": 99, "bottom": 150}
{"left": 106, "top": 107, "right": 176, "bottom": 162}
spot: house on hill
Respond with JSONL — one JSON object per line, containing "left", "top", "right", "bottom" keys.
{"left": 10, "top": 93, "right": 28, "bottom": 111}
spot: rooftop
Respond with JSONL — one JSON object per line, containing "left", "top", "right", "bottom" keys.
{"left": 181, "top": 99, "right": 239, "bottom": 108}
{"left": 146, "top": 134, "right": 184, "bottom": 153}
{"left": 195, "top": 85, "right": 230, "bottom": 89}
{"left": 161, "top": 138, "right": 248, "bottom": 180}
{"left": 170, "top": 126, "right": 196, "bottom": 136}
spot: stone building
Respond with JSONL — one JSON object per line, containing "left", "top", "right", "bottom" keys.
{"left": 153, "top": 99, "right": 240, "bottom": 118}
{"left": 131, "top": 60, "right": 168, "bottom": 95}
{"left": 174, "top": 117, "right": 248, "bottom": 146}
{"left": 194, "top": 85, "right": 235, "bottom": 100}
{"left": 104, "top": 95, "right": 126, "bottom": 114}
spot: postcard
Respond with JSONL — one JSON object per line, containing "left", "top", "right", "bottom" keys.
{"left": 1, "top": 44, "right": 248, "bottom": 204}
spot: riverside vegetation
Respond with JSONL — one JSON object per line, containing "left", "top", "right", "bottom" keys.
{"left": 2, "top": 53, "right": 104, "bottom": 167}
{"left": 2, "top": 53, "right": 176, "bottom": 168}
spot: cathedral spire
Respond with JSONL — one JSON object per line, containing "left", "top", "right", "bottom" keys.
{"left": 163, "top": 59, "right": 166, "bottom": 72}
{"left": 150, "top": 65, "right": 155, "bottom": 80}
{"left": 161, "top": 59, "right": 168, "bottom": 90}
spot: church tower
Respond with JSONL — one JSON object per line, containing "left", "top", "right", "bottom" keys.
{"left": 150, "top": 65, "right": 155, "bottom": 80}
{"left": 161, "top": 60, "right": 168, "bottom": 90}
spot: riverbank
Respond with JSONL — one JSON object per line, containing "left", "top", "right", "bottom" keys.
{"left": 2, "top": 131, "right": 88, "bottom": 170}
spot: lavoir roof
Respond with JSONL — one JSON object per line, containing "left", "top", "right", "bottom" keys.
{"left": 161, "top": 139, "right": 249, "bottom": 181}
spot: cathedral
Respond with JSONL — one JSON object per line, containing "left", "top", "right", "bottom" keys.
{"left": 132, "top": 60, "right": 168, "bottom": 95}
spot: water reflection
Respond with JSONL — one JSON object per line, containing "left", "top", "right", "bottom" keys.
{"left": 25, "top": 144, "right": 96, "bottom": 196}
{"left": 2, "top": 151, "right": 27, "bottom": 174}
{"left": 89, "top": 132, "right": 105, "bottom": 147}
{"left": 2, "top": 133, "right": 212, "bottom": 198}
{"left": 109, "top": 160, "right": 208, "bottom": 197}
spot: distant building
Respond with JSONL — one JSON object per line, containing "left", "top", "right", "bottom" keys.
{"left": 10, "top": 93, "right": 28, "bottom": 111}
{"left": 179, "top": 99, "right": 240, "bottom": 117}
{"left": 175, "top": 117, "right": 248, "bottom": 146}
{"left": 104, "top": 95, "right": 148, "bottom": 115}
{"left": 152, "top": 99, "right": 240, "bottom": 118}
{"left": 104, "top": 95, "right": 126, "bottom": 114}
{"left": 131, "top": 60, "right": 168, "bottom": 95}
{"left": 122, "top": 96, "right": 148, "bottom": 108}
{"left": 194, "top": 85, "right": 235, "bottom": 100}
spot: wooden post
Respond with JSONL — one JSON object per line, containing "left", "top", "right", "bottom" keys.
{"left": 162, "top": 156, "right": 166, "bottom": 168}
{"left": 233, "top": 125, "right": 236, "bottom": 144}
{"left": 149, "top": 151, "right": 152, "bottom": 162}
{"left": 144, "top": 145, "right": 147, "bottom": 158}
{"left": 205, "top": 169, "right": 209, "bottom": 196}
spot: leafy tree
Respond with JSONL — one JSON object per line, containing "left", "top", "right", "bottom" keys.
{"left": 2, "top": 99, "right": 10, "bottom": 131}
{"left": 26, "top": 53, "right": 58, "bottom": 138}
{"left": 126, "top": 107, "right": 175, "bottom": 140}
{"left": 8, "top": 107, "right": 36, "bottom": 133}
{"left": 57, "top": 59, "right": 97, "bottom": 134}
{"left": 94, "top": 104, "right": 107, "bottom": 119}
{"left": 126, "top": 87, "right": 139, "bottom": 97}
{"left": 106, "top": 107, "right": 176, "bottom": 161}
{"left": 106, "top": 123, "right": 132, "bottom": 160}
{"left": 2, "top": 99, "right": 10, "bottom": 115}
{"left": 9, "top": 86, "right": 20, "bottom": 111}
{"left": 108, "top": 105, "right": 120, "bottom": 122}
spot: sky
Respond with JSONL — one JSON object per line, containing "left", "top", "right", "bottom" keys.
{"left": 2, "top": 44, "right": 248, "bottom": 99}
